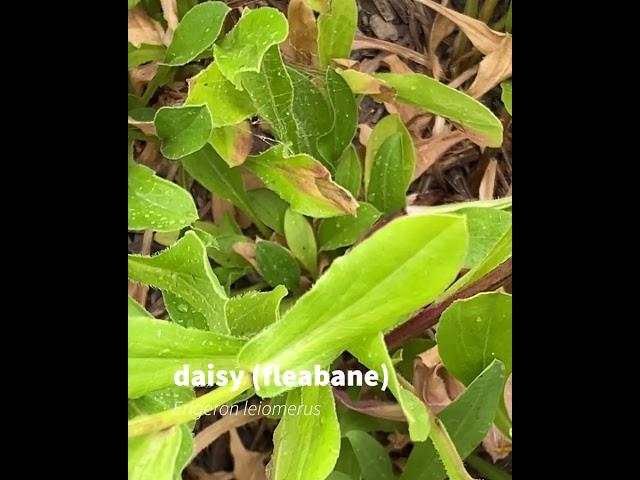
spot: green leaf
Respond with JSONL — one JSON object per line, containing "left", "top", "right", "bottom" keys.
{"left": 288, "top": 68, "right": 333, "bottom": 160}
{"left": 208, "top": 122, "right": 253, "bottom": 167}
{"left": 256, "top": 240, "right": 301, "bottom": 291}
{"left": 374, "top": 73, "right": 503, "bottom": 148}
{"left": 441, "top": 226, "right": 511, "bottom": 299}
{"left": 245, "top": 144, "right": 358, "bottom": 218}
{"left": 338, "top": 407, "right": 404, "bottom": 436}
{"left": 185, "top": 62, "right": 256, "bottom": 127}
{"left": 128, "top": 42, "right": 166, "bottom": 68}
{"left": 155, "top": 105, "right": 213, "bottom": 159}
{"left": 459, "top": 207, "right": 512, "bottom": 268}
{"left": 207, "top": 233, "right": 252, "bottom": 268}
{"left": 349, "top": 333, "right": 430, "bottom": 441}
{"left": 284, "top": 208, "right": 318, "bottom": 275}
{"left": 345, "top": 431, "right": 395, "bottom": 480}
{"left": 397, "top": 338, "right": 435, "bottom": 380}
{"left": 239, "top": 214, "right": 468, "bottom": 397}
{"left": 327, "top": 473, "right": 353, "bottom": 480}
{"left": 437, "top": 292, "right": 512, "bottom": 384}
{"left": 318, "top": 0, "right": 358, "bottom": 68}
{"left": 181, "top": 145, "right": 267, "bottom": 234}
{"left": 164, "top": 1, "right": 230, "bottom": 66}
{"left": 268, "top": 385, "right": 341, "bottom": 480}
{"left": 225, "top": 285, "right": 288, "bottom": 337}
{"left": 241, "top": 46, "right": 300, "bottom": 149}
{"left": 333, "top": 438, "right": 361, "bottom": 478}
{"left": 128, "top": 163, "right": 198, "bottom": 232}
{"left": 163, "top": 291, "right": 208, "bottom": 330}
{"left": 334, "top": 145, "right": 362, "bottom": 198}
{"left": 128, "top": 231, "right": 230, "bottom": 333}
{"left": 367, "top": 133, "right": 412, "bottom": 214}
{"left": 318, "top": 69, "right": 359, "bottom": 169}
{"left": 128, "top": 387, "right": 194, "bottom": 480}
{"left": 129, "top": 295, "right": 152, "bottom": 318}
{"left": 364, "top": 114, "right": 415, "bottom": 197}
{"left": 401, "top": 360, "right": 506, "bottom": 480}
{"left": 129, "top": 0, "right": 142, "bottom": 8}
{"left": 214, "top": 7, "right": 289, "bottom": 88}
{"left": 246, "top": 188, "right": 289, "bottom": 235}
{"left": 501, "top": 81, "right": 512, "bottom": 115}
{"left": 318, "top": 202, "right": 381, "bottom": 251}
{"left": 128, "top": 315, "right": 244, "bottom": 397}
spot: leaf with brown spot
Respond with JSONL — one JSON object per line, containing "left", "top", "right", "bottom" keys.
{"left": 230, "top": 428, "right": 269, "bottom": 480}
{"left": 337, "top": 69, "right": 396, "bottom": 102}
{"left": 209, "top": 122, "right": 253, "bottom": 167}
{"left": 415, "top": 0, "right": 507, "bottom": 55}
{"left": 286, "top": 0, "right": 319, "bottom": 66}
{"left": 128, "top": 7, "right": 165, "bottom": 47}
{"left": 466, "top": 37, "right": 512, "bottom": 98}
{"left": 412, "top": 345, "right": 464, "bottom": 414}
{"left": 245, "top": 145, "right": 358, "bottom": 218}
{"left": 414, "top": 130, "right": 468, "bottom": 179}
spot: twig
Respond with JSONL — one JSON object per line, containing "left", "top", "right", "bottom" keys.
{"left": 385, "top": 258, "right": 512, "bottom": 349}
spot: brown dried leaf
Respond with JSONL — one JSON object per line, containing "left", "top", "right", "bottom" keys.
{"left": 504, "top": 374, "right": 512, "bottom": 419}
{"left": 128, "top": 7, "right": 165, "bottom": 47}
{"left": 212, "top": 197, "right": 235, "bottom": 224}
{"left": 412, "top": 345, "right": 464, "bottom": 413}
{"left": 286, "top": 0, "right": 319, "bottom": 66}
{"left": 230, "top": 429, "right": 269, "bottom": 480}
{"left": 333, "top": 388, "right": 406, "bottom": 422}
{"left": 353, "top": 35, "right": 431, "bottom": 68}
{"left": 414, "top": 131, "right": 468, "bottom": 179}
{"left": 186, "top": 466, "right": 234, "bottom": 480}
{"left": 482, "top": 425, "right": 512, "bottom": 462}
{"left": 128, "top": 116, "right": 156, "bottom": 136}
{"left": 333, "top": 58, "right": 359, "bottom": 69}
{"left": 160, "top": 0, "right": 179, "bottom": 45}
{"left": 386, "top": 432, "right": 411, "bottom": 452}
{"left": 479, "top": 158, "right": 498, "bottom": 200}
{"left": 139, "top": 142, "right": 162, "bottom": 167}
{"left": 415, "top": 0, "right": 506, "bottom": 55}
{"left": 428, "top": 0, "right": 456, "bottom": 80}
{"left": 129, "top": 62, "right": 159, "bottom": 96}
{"left": 466, "top": 37, "right": 512, "bottom": 98}
{"left": 358, "top": 124, "right": 373, "bottom": 146}
{"left": 191, "top": 412, "right": 264, "bottom": 462}
{"left": 233, "top": 241, "right": 259, "bottom": 270}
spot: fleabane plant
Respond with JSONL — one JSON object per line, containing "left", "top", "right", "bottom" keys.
{"left": 128, "top": 1, "right": 512, "bottom": 479}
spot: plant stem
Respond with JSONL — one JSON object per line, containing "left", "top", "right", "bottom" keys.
{"left": 452, "top": 0, "right": 479, "bottom": 62}
{"left": 429, "top": 413, "right": 477, "bottom": 480}
{"left": 128, "top": 374, "right": 253, "bottom": 437}
{"left": 466, "top": 454, "right": 512, "bottom": 480}
{"left": 479, "top": 0, "right": 500, "bottom": 24}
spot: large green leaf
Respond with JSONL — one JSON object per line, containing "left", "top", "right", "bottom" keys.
{"left": 128, "top": 232, "right": 230, "bottom": 333}
{"left": 154, "top": 105, "right": 213, "bottom": 159}
{"left": 268, "top": 385, "right": 341, "bottom": 480}
{"left": 245, "top": 144, "right": 358, "bottom": 218}
{"left": 214, "top": 7, "right": 289, "bottom": 88}
{"left": 345, "top": 431, "right": 395, "bottom": 480}
{"left": 128, "top": 295, "right": 152, "bottom": 318}
{"left": 317, "top": 202, "right": 381, "bottom": 251}
{"left": 163, "top": 291, "right": 208, "bottom": 330}
{"left": 238, "top": 214, "right": 468, "bottom": 397}
{"left": 241, "top": 46, "right": 300, "bottom": 149}
{"left": 318, "top": 69, "right": 359, "bottom": 169}
{"left": 185, "top": 62, "right": 256, "bottom": 127}
{"left": 128, "top": 315, "right": 244, "bottom": 397}
{"left": 437, "top": 292, "right": 512, "bottom": 384}
{"left": 459, "top": 207, "right": 512, "bottom": 268}
{"left": 317, "top": 0, "right": 357, "bottom": 68}
{"left": 284, "top": 208, "right": 318, "bottom": 275}
{"left": 128, "top": 163, "right": 198, "bottom": 232}
{"left": 364, "top": 114, "right": 414, "bottom": 196}
{"left": 246, "top": 188, "right": 289, "bottom": 235}
{"left": 181, "top": 145, "right": 266, "bottom": 234}
{"left": 374, "top": 73, "right": 503, "bottom": 148}
{"left": 164, "top": 1, "right": 230, "bottom": 66}
{"left": 401, "top": 360, "right": 506, "bottom": 480}
{"left": 334, "top": 145, "right": 362, "bottom": 198}
{"left": 349, "top": 333, "right": 430, "bottom": 441}
{"left": 225, "top": 285, "right": 288, "bottom": 337}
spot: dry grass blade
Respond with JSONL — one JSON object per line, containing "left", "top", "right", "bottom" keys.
{"left": 190, "top": 412, "right": 264, "bottom": 462}
{"left": 413, "top": 345, "right": 464, "bottom": 414}
{"left": 414, "top": 0, "right": 506, "bottom": 55}
{"left": 428, "top": 0, "right": 456, "bottom": 80}
{"left": 286, "top": 0, "right": 319, "bottom": 66}
{"left": 414, "top": 131, "right": 468, "bottom": 179}
{"left": 230, "top": 428, "right": 269, "bottom": 480}
{"left": 128, "top": 7, "right": 165, "bottom": 47}
{"left": 466, "top": 36, "right": 512, "bottom": 98}
{"left": 478, "top": 158, "right": 498, "bottom": 200}
{"left": 160, "top": 0, "right": 179, "bottom": 45}
{"left": 353, "top": 35, "right": 431, "bottom": 68}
